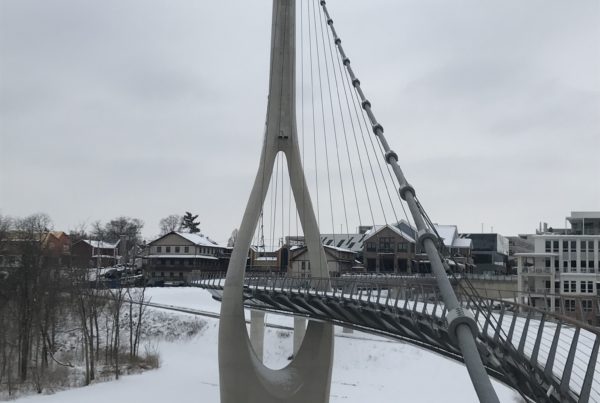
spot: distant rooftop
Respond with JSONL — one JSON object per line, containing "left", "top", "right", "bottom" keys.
{"left": 567, "top": 211, "right": 600, "bottom": 221}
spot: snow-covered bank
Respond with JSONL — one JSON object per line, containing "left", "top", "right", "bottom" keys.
{"left": 13, "top": 287, "right": 521, "bottom": 402}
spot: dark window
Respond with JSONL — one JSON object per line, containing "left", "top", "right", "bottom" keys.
{"left": 175, "top": 246, "right": 180, "bottom": 253}
{"left": 366, "top": 242, "right": 376, "bottom": 252}
{"left": 337, "top": 240, "right": 345, "bottom": 247}
{"left": 166, "top": 246, "right": 171, "bottom": 253}
{"left": 587, "top": 281, "right": 594, "bottom": 293}
{"left": 398, "top": 243, "right": 408, "bottom": 252}
{"left": 570, "top": 281, "right": 577, "bottom": 293}
{"left": 184, "top": 246, "right": 189, "bottom": 253}
{"left": 156, "top": 246, "right": 162, "bottom": 253}
{"left": 562, "top": 242, "right": 569, "bottom": 252}
{"left": 379, "top": 237, "right": 392, "bottom": 252}
{"left": 566, "top": 299, "right": 576, "bottom": 312}
{"left": 545, "top": 241, "right": 551, "bottom": 252}
{"left": 545, "top": 259, "right": 551, "bottom": 268}
{"left": 553, "top": 241, "right": 559, "bottom": 251}
{"left": 571, "top": 241, "right": 576, "bottom": 252}
{"left": 563, "top": 282, "right": 569, "bottom": 292}
{"left": 583, "top": 300, "right": 593, "bottom": 312}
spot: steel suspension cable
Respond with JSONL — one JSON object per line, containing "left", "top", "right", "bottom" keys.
{"left": 340, "top": 59, "right": 389, "bottom": 225}
{"left": 318, "top": 2, "right": 501, "bottom": 402}
{"left": 321, "top": 16, "right": 363, "bottom": 228}
{"left": 330, "top": 29, "right": 375, "bottom": 227}
{"left": 306, "top": 0, "right": 320, "bottom": 227}
{"left": 310, "top": 0, "right": 336, "bottom": 236}
{"left": 316, "top": 3, "right": 350, "bottom": 234}
{"left": 348, "top": 67, "right": 400, "bottom": 226}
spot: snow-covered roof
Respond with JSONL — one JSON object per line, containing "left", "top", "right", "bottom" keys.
{"left": 173, "top": 232, "right": 223, "bottom": 247}
{"left": 433, "top": 225, "right": 458, "bottom": 248}
{"left": 84, "top": 240, "right": 119, "bottom": 249}
{"left": 363, "top": 225, "right": 416, "bottom": 243}
{"left": 432, "top": 225, "right": 472, "bottom": 249}
{"left": 320, "top": 233, "right": 367, "bottom": 253}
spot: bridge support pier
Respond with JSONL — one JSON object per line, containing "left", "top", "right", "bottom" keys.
{"left": 250, "top": 310, "right": 265, "bottom": 361}
{"left": 293, "top": 317, "right": 306, "bottom": 355}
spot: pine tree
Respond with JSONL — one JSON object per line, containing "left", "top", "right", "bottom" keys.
{"left": 181, "top": 212, "right": 200, "bottom": 233}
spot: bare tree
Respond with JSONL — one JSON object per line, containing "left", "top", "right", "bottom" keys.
{"left": 159, "top": 215, "right": 182, "bottom": 235}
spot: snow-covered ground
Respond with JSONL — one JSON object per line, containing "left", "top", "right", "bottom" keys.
{"left": 14, "top": 287, "right": 522, "bottom": 403}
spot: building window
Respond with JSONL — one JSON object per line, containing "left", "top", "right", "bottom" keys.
{"left": 553, "top": 241, "right": 559, "bottom": 251}
{"left": 587, "top": 281, "right": 594, "bottom": 293}
{"left": 184, "top": 246, "right": 189, "bottom": 253}
{"left": 379, "top": 237, "right": 392, "bottom": 252}
{"left": 565, "top": 299, "right": 576, "bottom": 312}
{"left": 571, "top": 241, "right": 576, "bottom": 252}
{"left": 562, "top": 242, "right": 568, "bottom": 252}
{"left": 563, "top": 281, "right": 569, "bottom": 293}
{"left": 545, "top": 259, "right": 551, "bottom": 268}
{"left": 175, "top": 246, "right": 180, "bottom": 253}
{"left": 166, "top": 246, "right": 171, "bottom": 253}
{"left": 571, "top": 260, "right": 577, "bottom": 272}
{"left": 582, "top": 300, "right": 593, "bottom": 312}
{"left": 366, "top": 242, "right": 376, "bottom": 252}
{"left": 397, "top": 243, "right": 408, "bottom": 252}
{"left": 156, "top": 246, "right": 162, "bottom": 253}
{"left": 545, "top": 241, "right": 551, "bottom": 252}
{"left": 570, "top": 281, "right": 577, "bottom": 293}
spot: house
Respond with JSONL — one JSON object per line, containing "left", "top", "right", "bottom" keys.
{"left": 71, "top": 239, "right": 120, "bottom": 268}
{"left": 41, "top": 231, "right": 71, "bottom": 268}
{"left": 0, "top": 231, "right": 71, "bottom": 272}
{"left": 362, "top": 224, "right": 416, "bottom": 273}
{"left": 143, "top": 231, "right": 232, "bottom": 284}
{"left": 288, "top": 244, "right": 356, "bottom": 277}
{"left": 516, "top": 211, "right": 600, "bottom": 324}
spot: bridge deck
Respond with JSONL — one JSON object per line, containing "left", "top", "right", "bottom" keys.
{"left": 194, "top": 276, "right": 600, "bottom": 402}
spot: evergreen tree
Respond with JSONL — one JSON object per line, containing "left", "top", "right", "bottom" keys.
{"left": 181, "top": 212, "right": 200, "bottom": 233}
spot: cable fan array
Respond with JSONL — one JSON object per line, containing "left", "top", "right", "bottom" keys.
{"left": 251, "top": 0, "right": 413, "bottom": 257}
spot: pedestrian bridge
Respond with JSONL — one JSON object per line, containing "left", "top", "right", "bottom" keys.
{"left": 193, "top": 274, "right": 600, "bottom": 403}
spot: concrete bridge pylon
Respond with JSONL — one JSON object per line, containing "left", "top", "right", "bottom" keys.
{"left": 218, "top": 1, "right": 334, "bottom": 402}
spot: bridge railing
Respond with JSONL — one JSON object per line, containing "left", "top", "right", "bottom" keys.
{"left": 191, "top": 272, "right": 600, "bottom": 401}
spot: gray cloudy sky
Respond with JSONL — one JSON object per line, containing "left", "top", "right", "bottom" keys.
{"left": 1, "top": 0, "right": 599, "bottom": 243}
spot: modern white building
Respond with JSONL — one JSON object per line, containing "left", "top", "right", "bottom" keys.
{"left": 516, "top": 212, "right": 600, "bottom": 324}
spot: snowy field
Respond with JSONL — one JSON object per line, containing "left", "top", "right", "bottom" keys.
{"left": 14, "top": 287, "right": 522, "bottom": 403}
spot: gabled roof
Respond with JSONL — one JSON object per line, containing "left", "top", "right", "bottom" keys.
{"left": 149, "top": 231, "right": 224, "bottom": 248}
{"left": 363, "top": 224, "right": 416, "bottom": 243}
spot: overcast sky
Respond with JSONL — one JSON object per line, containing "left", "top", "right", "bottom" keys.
{"left": 1, "top": 0, "right": 599, "bottom": 244}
